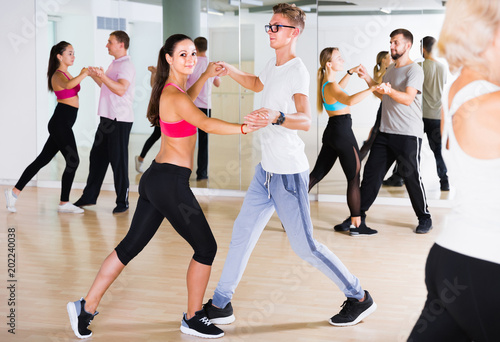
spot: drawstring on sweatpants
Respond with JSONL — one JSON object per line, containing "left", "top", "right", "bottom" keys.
{"left": 264, "top": 171, "right": 273, "bottom": 199}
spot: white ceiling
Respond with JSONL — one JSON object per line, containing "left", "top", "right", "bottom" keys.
{"left": 123, "top": 0, "right": 447, "bottom": 13}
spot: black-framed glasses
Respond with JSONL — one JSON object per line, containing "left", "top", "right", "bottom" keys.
{"left": 265, "top": 24, "right": 296, "bottom": 33}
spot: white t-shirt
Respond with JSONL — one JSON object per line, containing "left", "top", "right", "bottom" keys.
{"left": 258, "top": 57, "right": 310, "bottom": 174}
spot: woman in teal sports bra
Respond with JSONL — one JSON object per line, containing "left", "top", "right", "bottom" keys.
{"left": 309, "top": 47, "right": 378, "bottom": 234}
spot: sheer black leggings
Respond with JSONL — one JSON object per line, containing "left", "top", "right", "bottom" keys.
{"left": 309, "top": 114, "right": 361, "bottom": 217}
{"left": 15, "top": 103, "right": 79, "bottom": 202}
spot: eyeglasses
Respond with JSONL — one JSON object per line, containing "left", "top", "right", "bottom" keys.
{"left": 265, "top": 24, "right": 296, "bottom": 33}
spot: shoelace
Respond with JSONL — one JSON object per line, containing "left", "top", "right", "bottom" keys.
{"left": 199, "top": 317, "right": 212, "bottom": 326}
{"left": 338, "top": 299, "right": 355, "bottom": 315}
{"left": 86, "top": 311, "right": 99, "bottom": 326}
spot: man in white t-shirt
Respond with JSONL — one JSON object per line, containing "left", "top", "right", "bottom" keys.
{"left": 203, "top": 3, "right": 376, "bottom": 328}
{"left": 186, "top": 37, "right": 220, "bottom": 180}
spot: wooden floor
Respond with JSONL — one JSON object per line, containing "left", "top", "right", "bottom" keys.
{"left": 0, "top": 187, "right": 450, "bottom": 342}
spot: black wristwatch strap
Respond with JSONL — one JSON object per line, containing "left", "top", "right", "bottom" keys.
{"left": 347, "top": 69, "right": 353, "bottom": 75}
{"left": 272, "top": 111, "right": 285, "bottom": 125}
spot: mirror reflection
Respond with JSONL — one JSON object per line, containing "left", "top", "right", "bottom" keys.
{"left": 34, "top": 0, "right": 450, "bottom": 203}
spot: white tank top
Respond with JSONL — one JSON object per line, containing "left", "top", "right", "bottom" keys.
{"left": 436, "top": 80, "right": 500, "bottom": 264}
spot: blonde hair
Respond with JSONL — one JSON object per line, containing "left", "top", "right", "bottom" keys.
{"left": 373, "top": 51, "right": 389, "bottom": 82}
{"left": 273, "top": 3, "right": 306, "bottom": 34}
{"left": 316, "top": 47, "right": 339, "bottom": 113}
{"left": 438, "top": 0, "right": 500, "bottom": 73}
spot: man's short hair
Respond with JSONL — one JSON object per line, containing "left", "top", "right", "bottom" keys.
{"left": 421, "top": 36, "right": 436, "bottom": 53}
{"left": 390, "top": 28, "right": 413, "bottom": 46}
{"left": 110, "top": 30, "right": 130, "bottom": 50}
{"left": 273, "top": 3, "right": 306, "bottom": 34}
{"left": 194, "top": 37, "right": 208, "bottom": 53}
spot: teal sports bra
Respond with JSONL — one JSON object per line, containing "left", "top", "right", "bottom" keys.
{"left": 322, "top": 81, "right": 348, "bottom": 111}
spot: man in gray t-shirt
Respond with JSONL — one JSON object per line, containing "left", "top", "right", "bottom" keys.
{"left": 421, "top": 36, "right": 449, "bottom": 191}
{"left": 336, "top": 28, "right": 432, "bottom": 235}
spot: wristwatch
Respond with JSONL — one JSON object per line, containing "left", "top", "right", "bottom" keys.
{"left": 272, "top": 111, "right": 285, "bottom": 125}
{"left": 347, "top": 69, "right": 353, "bottom": 75}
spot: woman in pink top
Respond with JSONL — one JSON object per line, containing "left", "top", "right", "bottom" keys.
{"left": 4, "top": 41, "right": 89, "bottom": 214}
{"left": 67, "top": 34, "right": 260, "bottom": 339}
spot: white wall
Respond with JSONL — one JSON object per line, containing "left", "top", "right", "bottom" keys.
{"left": 0, "top": 0, "right": 38, "bottom": 182}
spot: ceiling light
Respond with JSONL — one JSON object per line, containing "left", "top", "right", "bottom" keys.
{"left": 208, "top": 8, "right": 224, "bottom": 16}
{"left": 380, "top": 8, "right": 391, "bottom": 14}
{"left": 241, "top": 0, "right": 263, "bottom": 6}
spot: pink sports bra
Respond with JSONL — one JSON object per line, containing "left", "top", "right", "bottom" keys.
{"left": 159, "top": 83, "right": 197, "bottom": 138}
{"left": 54, "top": 70, "right": 81, "bottom": 100}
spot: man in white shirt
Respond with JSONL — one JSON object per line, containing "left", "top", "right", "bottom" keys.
{"left": 203, "top": 3, "right": 376, "bottom": 328}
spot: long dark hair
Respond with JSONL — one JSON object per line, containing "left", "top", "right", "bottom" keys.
{"left": 47, "top": 41, "right": 71, "bottom": 92}
{"left": 147, "top": 34, "right": 192, "bottom": 127}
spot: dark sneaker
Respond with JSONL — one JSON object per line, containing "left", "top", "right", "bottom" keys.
{"left": 440, "top": 178, "right": 450, "bottom": 191}
{"left": 112, "top": 205, "right": 129, "bottom": 214}
{"left": 415, "top": 218, "right": 433, "bottom": 234}
{"left": 349, "top": 223, "right": 378, "bottom": 237}
{"left": 67, "top": 297, "right": 98, "bottom": 339}
{"left": 204, "top": 299, "right": 235, "bottom": 325}
{"left": 383, "top": 175, "right": 404, "bottom": 187}
{"left": 334, "top": 217, "right": 352, "bottom": 232}
{"left": 329, "top": 290, "right": 377, "bottom": 326}
{"left": 180, "top": 309, "right": 224, "bottom": 338}
{"left": 73, "top": 198, "right": 95, "bottom": 207}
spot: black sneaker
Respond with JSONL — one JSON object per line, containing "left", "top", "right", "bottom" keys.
{"left": 349, "top": 223, "right": 378, "bottom": 237}
{"left": 440, "top": 178, "right": 450, "bottom": 191}
{"left": 73, "top": 198, "right": 96, "bottom": 207}
{"left": 112, "top": 205, "right": 129, "bottom": 214}
{"left": 329, "top": 290, "right": 377, "bottom": 326}
{"left": 180, "top": 309, "right": 224, "bottom": 338}
{"left": 334, "top": 217, "right": 352, "bottom": 232}
{"left": 383, "top": 175, "right": 404, "bottom": 187}
{"left": 204, "top": 299, "right": 235, "bottom": 325}
{"left": 67, "top": 297, "right": 98, "bottom": 339}
{"left": 415, "top": 218, "right": 433, "bottom": 234}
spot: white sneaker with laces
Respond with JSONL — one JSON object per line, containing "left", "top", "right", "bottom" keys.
{"left": 59, "top": 202, "right": 84, "bottom": 214}
{"left": 5, "top": 189, "right": 17, "bottom": 213}
{"left": 135, "top": 156, "right": 143, "bottom": 173}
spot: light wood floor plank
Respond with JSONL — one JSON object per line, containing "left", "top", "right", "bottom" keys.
{"left": 0, "top": 187, "right": 448, "bottom": 341}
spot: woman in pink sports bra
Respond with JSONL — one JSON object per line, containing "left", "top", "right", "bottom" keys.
{"left": 4, "top": 41, "right": 89, "bottom": 214}
{"left": 67, "top": 34, "right": 260, "bottom": 340}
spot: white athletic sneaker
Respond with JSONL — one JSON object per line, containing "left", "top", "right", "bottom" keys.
{"left": 58, "top": 202, "right": 84, "bottom": 214}
{"left": 135, "top": 156, "right": 143, "bottom": 173}
{"left": 5, "top": 189, "right": 17, "bottom": 213}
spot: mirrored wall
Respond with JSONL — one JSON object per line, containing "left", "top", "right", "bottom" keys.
{"left": 35, "top": 0, "right": 450, "bottom": 202}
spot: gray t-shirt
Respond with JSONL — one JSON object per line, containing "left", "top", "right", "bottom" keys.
{"left": 422, "top": 59, "right": 447, "bottom": 120}
{"left": 380, "top": 63, "right": 424, "bottom": 138}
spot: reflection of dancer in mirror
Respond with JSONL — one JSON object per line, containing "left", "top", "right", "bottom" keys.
{"left": 309, "top": 47, "right": 377, "bottom": 235}
{"left": 202, "top": 3, "right": 376, "bottom": 330}
{"left": 359, "top": 51, "right": 392, "bottom": 161}
{"left": 135, "top": 66, "right": 159, "bottom": 173}
{"left": 67, "top": 34, "right": 260, "bottom": 340}
{"left": 335, "top": 28, "right": 432, "bottom": 235}
{"left": 5, "top": 41, "right": 88, "bottom": 214}
{"left": 409, "top": 0, "right": 500, "bottom": 340}
{"left": 186, "top": 37, "right": 221, "bottom": 181}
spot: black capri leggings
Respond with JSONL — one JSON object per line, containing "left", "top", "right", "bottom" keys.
{"left": 309, "top": 114, "right": 361, "bottom": 217}
{"left": 115, "top": 161, "right": 217, "bottom": 266}
{"left": 408, "top": 243, "right": 500, "bottom": 341}
{"left": 139, "top": 126, "right": 161, "bottom": 159}
{"left": 15, "top": 103, "right": 79, "bottom": 202}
